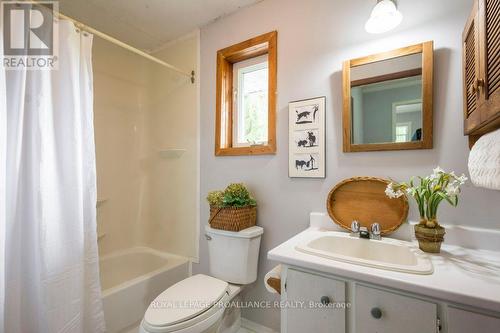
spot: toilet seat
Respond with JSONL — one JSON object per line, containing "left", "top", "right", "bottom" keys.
{"left": 141, "top": 274, "right": 229, "bottom": 333}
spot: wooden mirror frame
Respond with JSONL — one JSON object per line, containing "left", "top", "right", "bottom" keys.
{"left": 215, "top": 31, "right": 277, "bottom": 156}
{"left": 342, "top": 41, "right": 434, "bottom": 152}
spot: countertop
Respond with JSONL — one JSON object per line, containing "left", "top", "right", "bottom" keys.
{"left": 268, "top": 227, "right": 500, "bottom": 313}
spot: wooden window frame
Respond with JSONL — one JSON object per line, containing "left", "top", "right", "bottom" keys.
{"left": 342, "top": 41, "right": 434, "bottom": 152}
{"left": 215, "top": 31, "right": 277, "bottom": 156}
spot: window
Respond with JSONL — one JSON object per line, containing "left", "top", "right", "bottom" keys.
{"left": 395, "top": 122, "right": 411, "bottom": 142}
{"left": 392, "top": 99, "right": 422, "bottom": 143}
{"left": 233, "top": 56, "right": 269, "bottom": 147}
{"left": 215, "top": 31, "right": 277, "bottom": 156}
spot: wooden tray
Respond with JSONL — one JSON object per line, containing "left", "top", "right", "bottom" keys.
{"left": 326, "top": 177, "right": 408, "bottom": 235}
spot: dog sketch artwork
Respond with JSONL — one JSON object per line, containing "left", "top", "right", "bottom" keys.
{"left": 294, "top": 154, "right": 319, "bottom": 172}
{"left": 288, "top": 97, "right": 326, "bottom": 178}
{"left": 294, "top": 104, "right": 319, "bottom": 125}
{"left": 294, "top": 129, "right": 319, "bottom": 148}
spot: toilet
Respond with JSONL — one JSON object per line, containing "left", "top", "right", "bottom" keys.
{"left": 139, "top": 225, "right": 264, "bottom": 333}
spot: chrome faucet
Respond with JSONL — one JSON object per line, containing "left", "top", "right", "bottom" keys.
{"left": 350, "top": 220, "right": 360, "bottom": 237}
{"left": 351, "top": 220, "right": 369, "bottom": 238}
{"left": 370, "top": 222, "right": 381, "bottom": 240}
{"left": 350, "top": 220, "right": 382, "bottom": 240}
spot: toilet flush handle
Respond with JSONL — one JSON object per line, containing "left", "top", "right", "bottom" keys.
{"left": 205, "top": 234, "right": 212, "bottom": 241}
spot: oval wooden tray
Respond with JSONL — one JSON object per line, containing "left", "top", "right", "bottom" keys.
{"left": 326, "top": 177, "right": 408, "bottom": 235}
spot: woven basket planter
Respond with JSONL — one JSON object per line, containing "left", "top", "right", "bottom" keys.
{"left": 414, "top": 224, "right": 445, "bottom": 253}
{"left": 209, "top": 206, "right": 257, "bottom": 232}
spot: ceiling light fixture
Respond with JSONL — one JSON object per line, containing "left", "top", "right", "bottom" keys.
{"left": 365, "top": 0, "right": 403, "bottom": 34}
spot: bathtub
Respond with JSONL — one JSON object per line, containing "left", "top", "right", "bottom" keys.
{"left": 100, "top": 247, "right": 190, "bottom": 333}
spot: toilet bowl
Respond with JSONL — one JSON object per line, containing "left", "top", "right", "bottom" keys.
{"left": 139, "top": 274, "right": 233, "bottom": 333}
{"left": 140, "top": 226, "right": 264, "bottom": 333}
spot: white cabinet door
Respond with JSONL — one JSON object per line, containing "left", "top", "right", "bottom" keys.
{"left": 354, "top": 285, "right": 437, "bottom": 333}
{"left": 447, "top": 307, "right": 500, "bottom": 333}
{"left": 285, "top": 269, "right": 346, "bottom": 333}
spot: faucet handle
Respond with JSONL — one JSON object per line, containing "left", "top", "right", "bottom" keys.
{"left": 351, "top": 220, "right": 360, "bottom": 233}
{"left": 370, "top": 223, "right": 381, "bottom": 236}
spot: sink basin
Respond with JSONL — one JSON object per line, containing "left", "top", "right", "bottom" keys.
{"left": 295, "top": 232, "right": 433, "bottom": 274}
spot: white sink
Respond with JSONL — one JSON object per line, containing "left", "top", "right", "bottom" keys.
{"left": 295, "top": 232, "right": 433, "bottom": 275}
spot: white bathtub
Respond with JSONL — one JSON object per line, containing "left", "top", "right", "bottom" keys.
{"left": 100, "top": 247, "right": 190, "bottom": 333}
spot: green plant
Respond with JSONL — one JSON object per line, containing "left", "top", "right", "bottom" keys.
{"left": 385, "top": 167, "right": 467, "bottom": 228}
{"left": 206, "top": 191, "right": 224, "bottom": 207}
{"left": 223, "top": 183, "right": 257, "bottom": 207}
{"left": 206, "top": 183, "right": 257, "bottom": 208}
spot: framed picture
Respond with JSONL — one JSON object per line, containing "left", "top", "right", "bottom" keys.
{"left": 288, "top": 97, "right": 326, "bottom": 178}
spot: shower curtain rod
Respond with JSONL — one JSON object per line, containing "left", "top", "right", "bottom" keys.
{"left": 45, "top": 5, "right": 195, "bottom": 83}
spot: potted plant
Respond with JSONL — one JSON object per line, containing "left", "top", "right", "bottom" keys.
{"left": 206, "top": 183, "right": 257, "bottom": 232}
{"left": 385, "top": 167, "right": 467, "bottom": 253}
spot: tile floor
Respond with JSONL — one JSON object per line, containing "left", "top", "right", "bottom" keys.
{"left": 123, "top": 323, "right": 261, "bottom": 333}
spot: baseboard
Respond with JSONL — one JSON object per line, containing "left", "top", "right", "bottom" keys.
{"left": 241, "top": 318, "right": 278, "bottom": 333}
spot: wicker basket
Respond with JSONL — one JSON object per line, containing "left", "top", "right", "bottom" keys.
{"left": 209, "top": 206, "right": 257, "bottom": 231}
{"left": 414, "top": 224, "right": 445, "bottom": 253}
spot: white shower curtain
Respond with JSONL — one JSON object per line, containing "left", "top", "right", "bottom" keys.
{"left": 0, "top": 12, "right": 7, "bottom": 332}
{"left": 0, "top": 20, "right": 105, "bottom": 333}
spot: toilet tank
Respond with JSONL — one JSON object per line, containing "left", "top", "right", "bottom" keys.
{"left": 205, "top": 225, "right": 264, "bottom": 284}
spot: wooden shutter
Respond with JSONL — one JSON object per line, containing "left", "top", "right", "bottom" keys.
{"left": 465, "top": 21, "right": 478, "bottom": 116}
{"left": 463, "top": 0, "right": 500, "bottom": 146}
{"left": 462, "top": 1, "right": 481, "bottom": 134}
{"left": 485, "top": 0, "right": 500, "bottom": 98}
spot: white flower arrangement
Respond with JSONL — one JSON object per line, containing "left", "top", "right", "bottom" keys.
{"left": 386, "top": 167, "right": 467, "bottom": 228}
{"left": 385, "top": 186, "right": 404, "bottom": 199}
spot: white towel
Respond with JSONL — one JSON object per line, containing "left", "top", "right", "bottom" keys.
{"left": 264, "top": 265, "right": 282, "bottom": 294}
{"left": 468, "top": 129, "right": 500, "bottom": 190}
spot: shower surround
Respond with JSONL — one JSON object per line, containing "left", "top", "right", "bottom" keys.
{"left": 92, "top": 32, "right": 200, "bottom": 332}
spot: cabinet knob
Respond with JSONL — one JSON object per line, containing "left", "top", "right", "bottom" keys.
{"left": 469, "top": 79, "right": 485, "bottom": 95}
{"left": 469, "top": 82, "right": 478, "bottom": 95}
{"left": 477, "top": 78, "right": 485, "bottom": 91}
{"left": 371, "top": 307, "right": 382, "bottom": 319}
{"left": 320, "top": 296, "right": 331, "bottom": 305}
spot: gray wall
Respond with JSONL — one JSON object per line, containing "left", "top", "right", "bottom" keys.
{"left": 195, "top": 0, "right": 500, "bottom": 330}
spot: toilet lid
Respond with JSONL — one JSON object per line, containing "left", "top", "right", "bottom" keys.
{"left": 144, "top": 274, "right": 229, "bottom": 328}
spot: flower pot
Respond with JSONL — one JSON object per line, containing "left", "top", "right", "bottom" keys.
{"left": 209, "top": 205, "right": 257, "bottom": 231}
{"left": 414, "top": 223, "right": 445, "bottom": 253}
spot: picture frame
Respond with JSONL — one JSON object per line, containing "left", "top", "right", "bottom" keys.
{"left": 288, "top": 96, "right": 326, "bottom": 178}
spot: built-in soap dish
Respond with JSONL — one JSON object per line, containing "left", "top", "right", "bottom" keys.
{"left": 97, "top": 198, "right": 108, "bottom": 208}
{"left": 158, "top": 149, "right": 186, "bottom": 158}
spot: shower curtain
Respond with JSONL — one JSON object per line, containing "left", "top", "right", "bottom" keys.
{"left": 0, "top": 20, "right": 105, "bottom": 333}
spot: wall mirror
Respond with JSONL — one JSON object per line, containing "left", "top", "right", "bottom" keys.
{"left": 342, "top": 41, "right": 433, "bottom": 152}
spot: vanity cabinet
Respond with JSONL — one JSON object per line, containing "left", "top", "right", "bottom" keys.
{"left": 354, "top": 285, "right": 437, "bottom": 333}
{"left": 280, "top": 266, "right": 500, "bottom": 333}
{"left": 462, "top": 0, "right": 500, "bottom": 146}
{"left": 447, "top": 307, "right": 500, "bottom": 333}
{"left": 284, "top": 269, "right": 346, "bottom": 333}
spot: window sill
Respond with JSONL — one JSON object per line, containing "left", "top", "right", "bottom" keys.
{"left": 215, "top": 144, "right": 276, "bottom": 156}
